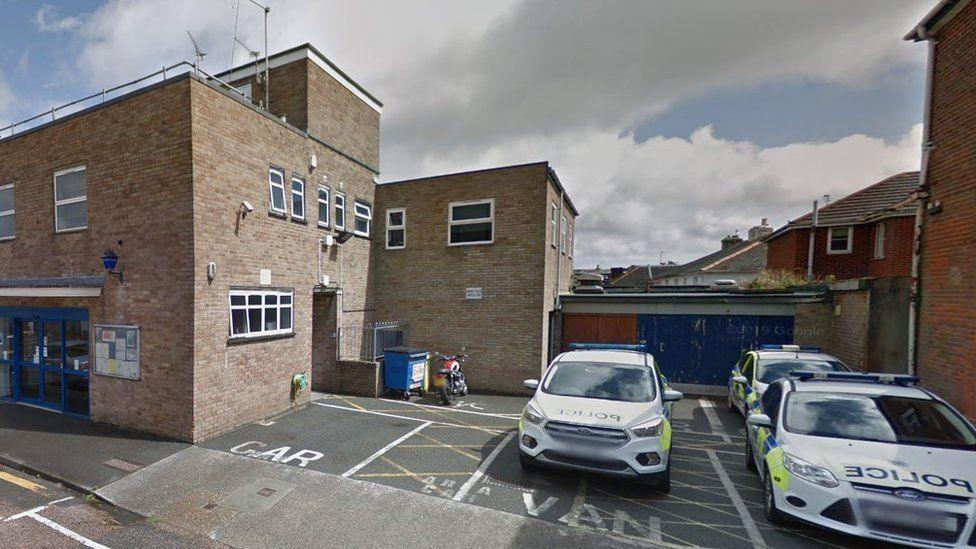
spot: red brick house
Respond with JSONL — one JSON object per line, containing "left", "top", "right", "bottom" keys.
{"left": 907, "top": 0, "right": 976, "bottom": 419}
{"left": 764, "top": 172, "right": 919, "bottom": 280}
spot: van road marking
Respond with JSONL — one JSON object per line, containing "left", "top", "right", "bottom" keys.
{"left": 342, "top": 421, "right": 433, "bottom": 478}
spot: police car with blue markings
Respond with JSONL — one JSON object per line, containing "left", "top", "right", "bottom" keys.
{"left": 728, "top": 344, "right": 850, "bottom": 417}
{"left": 745, "top": 371, "right": 976, "bottom": 547}
{"left": 518, "top": 343, "right": 683, "bottom": 492}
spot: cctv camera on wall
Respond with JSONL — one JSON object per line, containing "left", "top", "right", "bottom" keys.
{"left": 240, "top": 201, "right": 254, "bottom": 218}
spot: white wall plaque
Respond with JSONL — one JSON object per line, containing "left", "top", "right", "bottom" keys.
{"left": 465, "top": 287, "right": 483, "bottom": 300}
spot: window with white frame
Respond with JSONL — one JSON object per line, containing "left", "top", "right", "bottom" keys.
{"left": 54, "top": 166, "right": 87, "bottom": 232}
{"left": 873, "top": 222, "right": 886, "bottom": 259}
{"left": 268, "top": 168, "right": 286, "bottom": 214}
{"left": 550, "top": 203, "right": 558, "bottom": 247}
{"left": 560, "top": 215, "right": 568, "bottom": 254}
{"left": 291, "top": 177, "right": 305, "bottom": 220}
{"left": 317, "top": 186, "right": 330, "bottom": 227}
{"left": 0, "top": 183, "right": 13, "bottom": 240}
{"left": 229, "top": 289, "right": 294, "bottom": 339}
{"left": 568, "top": 223, "right": 574, "bottom": 258}
{"left": 827, "top": 226, "right": 853, "bottom": 254}
{"left": 386, "top": 208, "right": 405, "bottom": 249}
{"left": 448, "top": 199, "right": 493, "bottom": 245}
{"left": 354, "top": 200, "right": 372, "bottom": 236}
{"left": 334, "top": 193, "right": 346, "bottom": 230}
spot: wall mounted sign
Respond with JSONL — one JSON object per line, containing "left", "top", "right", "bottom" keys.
{"left": 465, "top": 287, "right": 483, "bottom": 300}
{"left": 93, "top": 324, "right": 140, "bottom": 380}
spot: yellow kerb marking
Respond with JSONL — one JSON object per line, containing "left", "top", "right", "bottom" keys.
{"left": 0, "top": 471, "right": 44, "bottom": 492}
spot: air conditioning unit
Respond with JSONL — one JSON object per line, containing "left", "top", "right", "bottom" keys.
{"left": 320, "top": 275, "right": 330, "bottom": 286}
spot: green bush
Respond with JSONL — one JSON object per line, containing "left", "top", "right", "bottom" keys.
{"left": 748, "top": 270, "right": 834, "bottom": 290}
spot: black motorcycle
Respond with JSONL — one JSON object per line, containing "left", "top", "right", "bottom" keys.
{"left": 432, "top": 352, "right": 469, "bottom": 405}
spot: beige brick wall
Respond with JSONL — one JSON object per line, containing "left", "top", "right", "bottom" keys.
{"left": 371, "top": 163, "right": 576, "bottom": 394}
{"left": 188, "top": 77, "right": 377, "bottom": 441}
{"left": 0, "top": 78, "right": 196, "bottom": 440}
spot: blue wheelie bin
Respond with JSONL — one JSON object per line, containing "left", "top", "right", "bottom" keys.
{"left": 384, "top": 347, "right": 428, "bottom": 400}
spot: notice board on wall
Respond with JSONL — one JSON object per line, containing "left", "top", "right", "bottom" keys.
{"left": 93, "top": 325, "right": 140, "bottom": 380}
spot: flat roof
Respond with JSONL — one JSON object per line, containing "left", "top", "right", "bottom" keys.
{"left": 560, "top": 291, "right": 825, "bottom": 304}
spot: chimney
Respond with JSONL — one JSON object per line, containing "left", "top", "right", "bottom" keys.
{"left": 721, "top": 234, "right": 744, "bottom": 250}
{"left": 748, "top": 218, "right": 773, "bottom": 241}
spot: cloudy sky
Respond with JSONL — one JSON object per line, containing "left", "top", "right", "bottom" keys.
{"left": 0, "top": 0, "right": 933, "bottom": 267}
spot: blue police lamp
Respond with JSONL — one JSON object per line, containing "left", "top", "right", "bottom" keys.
{"left": 100, "top": 249, "right": 124, "bottom": 285}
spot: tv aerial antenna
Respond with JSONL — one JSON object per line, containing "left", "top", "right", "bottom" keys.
{"left": 228, "top": 0, "right": 271, "bottom": 110}
{"left": 187, "top": 31, "right": 206, "bottom": 68}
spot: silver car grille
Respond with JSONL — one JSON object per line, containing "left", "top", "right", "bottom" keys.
{"left": 543, "top": 421, "right": 629, "bottom": 446}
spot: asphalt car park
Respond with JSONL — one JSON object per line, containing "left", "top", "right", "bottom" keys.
{"left": 203, "top": 392, "right": 882, "bottom": 548}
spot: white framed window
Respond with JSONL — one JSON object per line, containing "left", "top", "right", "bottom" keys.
{"left": 334, "top": 193, "right": 346, "bottom": 230}
{"left": 54, "top": 166, "right": 87, "bottom": 232}
{"left": 229, "top": 289, "right": 294, "bottom": 339}
{"left": 291, "top": 177, "right": 305, "bottom": 220}
{"left": 568, "top": 224, "right": 574, "bottom": 258}
{"left": 550, "top": 203, "right": 558, "bottom": 247}
{"left": 560, "top": 215, "right": 568, "bottom": 254}
{"left": 268, "top": 168, "right": 286, "bottom": 214}
{"left": 448, "top": 199, "right": 494, "bottom": 246}
{"left": 386, "top": 208, "right": 405, "bottom": 249}
{"left": 354, "top": 200, "right": 372, "bottom": 237}
{"left": 317, "top": 186, "right": 330, "bottom": 227}
{"left": 0, "top": 183, "right": 13, "bottom": 240}
{"left": 827, "top": 226, "right": 853, "bottom": 254}
{"left": 873, "top": 222, "right": 886, "bottom": 259}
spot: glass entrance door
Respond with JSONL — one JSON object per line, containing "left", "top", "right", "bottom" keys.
{"left": 16, "top": 319, "right": 42, "bottom": 403}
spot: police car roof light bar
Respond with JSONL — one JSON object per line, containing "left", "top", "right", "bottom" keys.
{"left": 760, "top": 344, "right": 822, "bottom": 353}
{"left": 791, "top": 371, "right": 920, "bottom": 385}
{"left": 568, "top": 343, "right": 647, "bottom": 352}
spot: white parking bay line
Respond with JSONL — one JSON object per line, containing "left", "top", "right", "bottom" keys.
{"left": 706, "top": 449, "right": 766, "bottom": 548}
{"left": 698, "top": 398, "right": 731, "bottom": 443}
{"left": 4, "top": 497, "right": 111, "bottom": 549}
{"left": 314, "top": 402, "right": 507, "bottom": 433}
{"left": 378, "top": 398, "right": 521, "bottom": 420}
{"left": 342, "top": 421, "right": 433, "bottom": 478}
{"left": 452, "top": 431, "right": 516, "bottom": 503}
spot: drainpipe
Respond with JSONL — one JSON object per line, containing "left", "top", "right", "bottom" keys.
{"left": 806, "top": 200, "right": 819, "bottom": 281}
{"left": 909, "top": 34, "right": 937, "bottom": 376}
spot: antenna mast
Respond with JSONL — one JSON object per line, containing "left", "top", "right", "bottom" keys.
{"left": 187, "top": 31, "right": 206, "bottom": 68}
{"left": 239, "top": 0, "right": 270, "bottom": 110}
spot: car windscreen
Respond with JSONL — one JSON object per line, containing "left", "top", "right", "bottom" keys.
{"left": 542, "top": 362, "right": 655, "bottom": 403}
{"left": 756, "top": 358, "right": 848, "bottom": 384}
{"left": 784, "top": 392, "right": 976, "bottom": 449}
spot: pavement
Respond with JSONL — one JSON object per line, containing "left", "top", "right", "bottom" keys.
{"left": 0, "top": 401, "right": 188, "bottom": 493}
{"left": 0, "top": 393, "right": 888, "bottom": 548}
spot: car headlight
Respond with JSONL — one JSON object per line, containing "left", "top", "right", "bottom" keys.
{"left": 783, "top": 453, "right": 839, "bottom": 488}
{"left": 630, "top": 417, "right": 664, "bottom": 438}
{"left": 522, "top": 404, "right": 544, "bottom": 425}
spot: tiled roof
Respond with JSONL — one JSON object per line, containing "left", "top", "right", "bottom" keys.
{"left": 663, "top": 239, "right": 767, "bottom": 278}
{"left": 775, "top": 171, "right": 919, "bottom": 233}
{"left": 610, "top": 265, "right": 650, "bottom": 288}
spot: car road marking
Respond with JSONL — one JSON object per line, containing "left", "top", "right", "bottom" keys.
{"left": 451, "top": 431, "right": 515, "bottom": 503}
{"left": 342, "top": 421, "right": 433, "bottom": 478}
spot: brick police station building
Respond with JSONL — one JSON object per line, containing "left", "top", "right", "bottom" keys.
{"left": 0, "top": 44, "right": 576, "bottom": 442}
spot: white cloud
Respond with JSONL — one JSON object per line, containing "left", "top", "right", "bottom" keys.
{"left": 34, "top": 4, "right": 85, "bottom": 33}
{"left": 400, "top": 123, "right": 922, "bottom": 267}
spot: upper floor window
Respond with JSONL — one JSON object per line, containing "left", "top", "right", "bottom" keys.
{"left": 317, "top": 186, "right": 330, "bottom": 227}
{"left": 827, "top": 226, "right": 852, "bottom": 254}
{"left": 568, "top": 224, "right": 574, "bottom": 258}
{"left": 448, "top": 199, "right": 493, "bottom": 246}
{"left": 229, "top": 289, "right": 294, "bottom": 339}
{"left": 334, "top": 193, "right": 346, "bottom": 230}
{"left": 0, "top": 183, "right": 13, "bottom": 240}
{"left": 268, "top": 168, "right": 286, "bottom": 214}
{"left": 354, "top": 200, "right": 372, "bottom": 237}
{"left": 873, "top": 222, "right": 885, "bottom": 259}
{"left": 386, "top": 208, "right": 405, "bottom": 249}
{"left": 291, "top": 177, "right": 305, "bottom": 220}
{"left": 54, "top": 166, "right": 87, "bottom": 232}
{"left": 560, "top": 215, "right": 568, "bottom": 254}
{"left": 550, "top": 203, "right": 558, "bottom": 247}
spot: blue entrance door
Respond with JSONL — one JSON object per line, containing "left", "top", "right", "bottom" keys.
{"left": 2, "top": 308, "right": 90, "bottom": 417}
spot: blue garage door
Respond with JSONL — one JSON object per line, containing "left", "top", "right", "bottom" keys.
{"left": 637, "top": 314, "right": 794, "bottom": 386}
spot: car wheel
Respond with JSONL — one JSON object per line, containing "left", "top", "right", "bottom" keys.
{"left": 656, "top": 462, "right": 671, "bottom": 494}
{"left": 745, "top": 437, "right": 757, "bottom": 472}
{"left": 763, "top": 466, "right": 786, "bottom": 524}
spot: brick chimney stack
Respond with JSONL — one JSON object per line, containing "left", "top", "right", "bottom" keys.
{"left": 747, "top": 218, "right": 773, "bottom": 241}
{"left": 721, "top": 233, "right": 744, "bottom": 250}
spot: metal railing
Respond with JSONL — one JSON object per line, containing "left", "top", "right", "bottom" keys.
{"left": 1, "top": 61, "right": 251, "bottom": 140}
{"left": 363, "top": 321, "right": 409, "bottom": 360}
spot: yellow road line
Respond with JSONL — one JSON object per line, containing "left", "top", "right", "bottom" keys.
{"left": 413, "top": 432, "right": 481, "bottom": 461}
{"left": 335, "top": 396, "right": 367, "bottom": 411}
{"left": 354, "top": 471, "right": 474, "bottom": 478}
{"left": 379, "top": 457, "right": 450, "bottom": 498}
{"left": 398, "top": 444, "right": 498, "bottom": 449}
{"left": 0, "top": 471, "right": 44, "bottom": 492}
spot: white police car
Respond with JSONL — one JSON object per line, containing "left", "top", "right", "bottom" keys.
{"left": 518, "top": 344, "right": 683, "bottom": 492}
{"left": 746, "top": 371, "right": 976, "bottom": 547}
{"left": 728, "top": 345, "right": 850, "bottom": 417}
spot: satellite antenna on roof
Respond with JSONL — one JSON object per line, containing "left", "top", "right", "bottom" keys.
{"left": 187, "top": 31, "right": 206, "bottom": 68}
